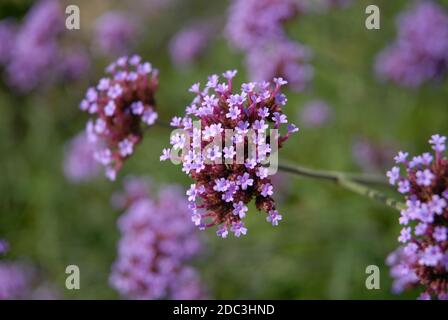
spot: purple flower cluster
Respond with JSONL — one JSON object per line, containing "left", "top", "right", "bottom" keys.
{"left": 299, "top": 99, "right": 333, "bottom": 128}
{"left": 0, "top": 19, "right": 16, "bottom": 65}
{"left": 0, "top": 240, "right": 9, "bottom": 255}
{"left": 94, "top": 12, "right": 139, "bottom": 56}
{"left": 225, "top": 0, "right": 302, "bottom": 51}
{"left": 0, "top": 262, "right": 29, "bottom": 300}
{"left": 169, "top": 22, "right": 212, "bottom": 67}
{"left": 352, "top": 137, "right": 395, "bottom": 173}
{"left": 109, "top": 178, "right": 205, "bottom": 300}
{"left": 246, "top": 40, "right": 313, "bottom": 92}
{"left": 63, "top": 133, "right": 100, "bottom": 183}
{"left": 0, "top": 0, "right": 89, "bottom": 92}
{"left": 375, "top": 1, "right": 448, "bottom": 88}
{"left": 386, "top": 135, "right": 448, "bottom": 299}
{"left": 161, "top": 71, "right": 298, "bottom": 238}
{"left": 225, "top": 0, "right": 313, "bottom": 91}
{"left": 81, "top": 55, "right": 159, "bottom": 180}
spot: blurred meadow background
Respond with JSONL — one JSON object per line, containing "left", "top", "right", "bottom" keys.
{"left": 1, "top": 0, "right": 448, "bottom": 299}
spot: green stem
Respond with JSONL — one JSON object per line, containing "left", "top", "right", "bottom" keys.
{"left": 278, "top": 163, "right": 405, "bottom": 211}
{"left": 278, "top": 163, "right": 388, "bottom": 186}
{"left": 336, "top": 177, "right": 406, "bottom": 211}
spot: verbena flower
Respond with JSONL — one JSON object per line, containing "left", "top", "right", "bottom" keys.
{"left": 0, "top": 240, "right": 9, "bottom": 255}
{"left": 386, "top": 134, "right": 448, "bottom": 299}
{"left": 246, "top": 39, "right": 313, "bottom": 92}
{"left": 161, "top": 71, "right": 298, "bottom": 238}
{"left": 375, "top": 1, "right": 448, "bottom": 88}
{"left": 0, "top": 0, "right": 90, "bottom": 92}
{"left": 109, "top": 178, "right": 205, "bottom": 300}
{"left": 63, "top": 133, "right": 100, "bottom": 183}
{"left": 0, "top": 19, "right": 16, "bottom": 65}
{"left": 94, "top": 11, "right": 139, "bottom": 56}
{"left": 225, "top": 0, "right": 302, "bottom": 51}
{"left": 299, "top": 99, "right": 333, "bottom": 128}
{"left": 169, "top": 22, "right": 212, "bottom": 67}
{"left": 4, "top": 0, "right": 64, "bottom": 92}
{"left": 0, "top": 262, "right": 29, "bottom": 300}
{"left": 352, "top": 137, "right": 395, "bottom": 173}
{"left": 80, "top": 55, "right": 159, "bottom": 180}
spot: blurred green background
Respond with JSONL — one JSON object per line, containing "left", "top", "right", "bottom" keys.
{"left": 1, "top": 0, "right": 448, "bottom": 299}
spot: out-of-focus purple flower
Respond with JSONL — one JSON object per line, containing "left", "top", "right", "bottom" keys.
{"left": 169, "top": 22, "right": 212, "bottom": 67}
{"left": 0, "top": 262, "right": 29, "bottom": 299}
{"left": 58, "top": 49, "right": 91, "bottom": 82}
{"left": 94, "top": 12, "right": 139, "bottom": 56}
{"left": 109, "top": 178, "right": 205, "bottom": 300}
{"left": 299, "top": 100, "right": 333, "bottom": 128}
{"left": 0, "top": 240, "right": 9, "bottom": 255}
{"left": 63, "top": 133, "right": 100, "bottom": 183}
{"left": 80, "top": 55, "right": 159, "bottom": 180}
{"left": 5, "top": 0, "right": 64, "bottom": 92}
{"left": 386, "top": 134, "right": 448, "bottom": 299}
{"left": 161, "top": 71, "right": 298, "bottom": 237}
{"left": 375, "top": 1, "right": 448, "bottom": 88}
{"left": 225, "top": 0, "right": 302, "bottom": 51}
{"left": 246, "top": 39, "right": 313, "bottom": 92}
{"left": 351, "top": 137, "right": 396, "bottom": 173}
{"left": 0, "top": 19, "right": 16, "bottom": 65}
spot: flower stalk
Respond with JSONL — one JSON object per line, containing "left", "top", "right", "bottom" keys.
{"left": 278, "top": 163, "right": 405, "bottom": 211}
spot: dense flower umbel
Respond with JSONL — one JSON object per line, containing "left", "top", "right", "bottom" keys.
{"left": 375, "top": 1, "right": 448, "bottom": 88}
{"left": 169, "top": 22, "right": 212, "bottom": 67}
{"left": 94, "top": 11, "right": 139, "bottom": 56}
{"left": 161, "top": 71, "right": 298, "bottom": 238}
{"left": 4, "top": 0, "right": 64, "bottom": 92}
{"left": 81, "top": 55, "right": 158, "bottom": 180}
{"left": 109, "top": 178, "right": 204, "bottom": 300}
{"left": 0, "top": 262, "right": 29, "bottom": 300}
{"left": 386, "top": 135, "right": 448, "bottom": 299}
{"left": 63, "top": 133, "right": 100, "bottom": 183}
{"left": 225, "top": 0, "right": 302, "bottom": 51}
{"left": 246, "top": 39, "right": 313, "bottom": 92}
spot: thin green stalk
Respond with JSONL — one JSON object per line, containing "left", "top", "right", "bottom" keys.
{"left": 278, "top": 163, "right": 388, "bottom": 186}
{"left": 278, "top": 163, "right": 405, "bottom": 211}
{"left": 336, "top": 177, "right": 406, "bottom": 211}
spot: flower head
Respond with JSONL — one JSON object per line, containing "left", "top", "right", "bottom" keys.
{"left": 225, "top": 0, "right": 302, "bottom": 51}
{"left": 162, "top": 71, "right": 298, "bottom": 237}
{"left": 63, "top": 133, "right": 100, "bottom": 183}
{"left": 81, "top": 55, "right": 158, "bottom": 180}
{"left": 109, "top": 178, "right": 205, "bottom": 299}
{"left": 375, "top": 1, "right": 448, "bottom": 88}
{"left": 387, "top": 134, "right": 448, "bottom": 299}
{"left": 94, "top": 11, "right": 139, "bottom": 55}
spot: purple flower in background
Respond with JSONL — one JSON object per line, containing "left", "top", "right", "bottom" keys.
{"left": 109, "top": 178, "right": 206, "bottom": 300}
{"left": 80, "top": 55, "right": 159, "bottom": 180}
{"left": 161, "top": 71, "right": 297, "bottom": 237}
{"left": 225, "top": 0, "right": 302, "bottom": 51}
{"left": 299, "top": 100, "right": 333, "bottom": 128}
{"left": 169, "top": 22, "right": 212, "bottom": 67}
{"left": 58, "top": 49, "right": 91, "bottom": 82}
{"left": 352, "top": 137, "right": 396, "bottom": 173}
{"left": 0, "top": 240, "right": 9, "bottom": 255}
{"left": 386, "top": 134, "right": 448, "bottom": 299}
{"left": 5, "top": 0, "right": 64, "bottom": 92}
{"left": 94, "top": 12, "right": 139, "bottom": 56}
{"left": 0, "top": 19, "right": 16, "bottom": 65}
{"left": 63, "top": 133, "right": 100, "bottom": 183}
{"left": 375, "top": 1, "right": 448, "bottom": 88}
{"left": 246, "top": 39, "right": 313, "bottom": 92}
{"left": 0, "top": 262, "right": 29, "bottom": 299}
